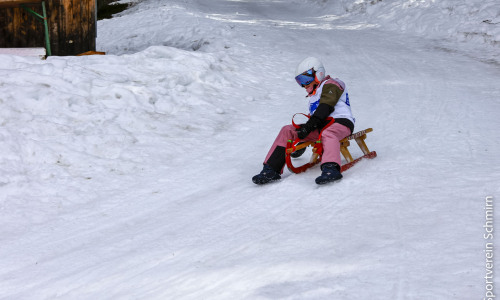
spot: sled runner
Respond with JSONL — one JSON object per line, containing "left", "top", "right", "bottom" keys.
{"left": 285, "top": 127, "right": 377, "bottom": 174}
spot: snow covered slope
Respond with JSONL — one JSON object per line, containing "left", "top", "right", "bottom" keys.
{"left": 301, "top": 0, "right": 500, "bottom": 64}
{"left": 0, "top": 0, "right": 499, "bottom": 299}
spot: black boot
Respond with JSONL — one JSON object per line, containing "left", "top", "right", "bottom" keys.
{"left": 315, "top": 162, "right": 342, "bottom": 185}
{"left": 290, "top": 142, "right": 307, "bottom": 158}
{"left": 252, "top": 164, "right": 281, "bottom": 185}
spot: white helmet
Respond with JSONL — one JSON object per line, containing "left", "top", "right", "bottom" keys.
{"left": 295, "top": 57, "right": 326, "bottom": 83}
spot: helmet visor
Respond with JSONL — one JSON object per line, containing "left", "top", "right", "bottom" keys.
{"left": 295, "top": 69, "right": 315, "bottom": 87}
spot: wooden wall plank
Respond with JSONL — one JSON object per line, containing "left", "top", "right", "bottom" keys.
{"left": 0, "top": 1, "right": 42, "bottom": 9}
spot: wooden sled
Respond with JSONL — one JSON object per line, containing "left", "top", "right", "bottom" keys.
{"left": 285, "top": 128, "right": 377, "bottom": 174}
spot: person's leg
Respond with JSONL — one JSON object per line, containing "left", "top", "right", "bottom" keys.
{"left": 253, "top": 124, "right": 318, "bottom": 184}
{"left": 315, "top": 123, "right": 351, "bottom": 184}
{"left": 263, "top": 124, "right": 319, "bottom": 173}
{"left": 320, "top": 123, "right": 351, "bottom": 166}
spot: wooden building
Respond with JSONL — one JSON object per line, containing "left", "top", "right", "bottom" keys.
{"left": 0, "top": 0, "right": 97, "bottom": 56}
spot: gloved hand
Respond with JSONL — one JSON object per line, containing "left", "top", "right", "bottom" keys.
{"left": 296, "top": 123, "right": 315, "bottom": 139}
{"left": 296, "top": 116, "right": 322, "bottom": 139}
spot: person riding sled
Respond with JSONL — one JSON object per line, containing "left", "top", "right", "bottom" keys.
{"left": 252, "top": 57, "right": 355, "bottom": 185}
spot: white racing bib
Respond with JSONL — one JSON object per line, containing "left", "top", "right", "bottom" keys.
{"left": 308, "top": 77, "right": 355, "bottom": 124}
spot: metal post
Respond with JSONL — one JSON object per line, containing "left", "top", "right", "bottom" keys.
{"left": 41, "top": 1, "right": 51, "bottom": 56}
{"left": 20, "top": 2, "right": 51, "bottom": 56}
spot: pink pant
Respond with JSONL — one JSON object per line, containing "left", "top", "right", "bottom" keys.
{"left": 264, "top": 123, "right": 351, "bottom": 173}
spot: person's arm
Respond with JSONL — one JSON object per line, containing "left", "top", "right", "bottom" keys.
{"left": 296, "top": 84, "right": 343, "bottom": 139}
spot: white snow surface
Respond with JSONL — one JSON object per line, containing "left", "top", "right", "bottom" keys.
{"left": 1, "top": 0, "right": 499, "bottom": 299}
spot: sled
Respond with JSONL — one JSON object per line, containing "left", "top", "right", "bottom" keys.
{"left": 285, "top": 128, "right": 377, "bottom": 174}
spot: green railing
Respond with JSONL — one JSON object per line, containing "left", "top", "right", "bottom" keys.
{"left": 20, "top": 1, "right": 51, "bottom": 56}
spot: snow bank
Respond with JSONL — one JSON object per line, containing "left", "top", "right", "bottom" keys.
{"left": 102, "top": 0, "right": 499, "bottom": 62}
{"left": 0, "top": 45, "right": 235, "bottom": 234}
{"left": 97, "top": 0, "right": 233, "bottom": 55}
{"left": 298, "top": 0, "right": 500, "bottom": 62}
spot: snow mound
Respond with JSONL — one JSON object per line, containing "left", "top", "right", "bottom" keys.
{"left": 298, "top": 0, "right": 500, "bottom": 63}
{"left": 97, "top": 1, "right": 233, "bottom": 55}
{"left": 0, "top": 45, "right": 235, "bottom": 232}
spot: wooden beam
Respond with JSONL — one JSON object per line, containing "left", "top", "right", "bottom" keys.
{"left": 0, "top": 0, "right": 42, "bottom": 9}
{"left": 0, "top": 47, "right": 45, "bottom": 58}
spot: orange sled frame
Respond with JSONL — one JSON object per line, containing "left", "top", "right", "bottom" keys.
{"left": 285, "top": 128, "right": 377, "bottom": 173}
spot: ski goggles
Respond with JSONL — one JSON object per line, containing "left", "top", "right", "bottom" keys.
{"left": 295, "top": 69, "right": 316, "bottom": 87}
